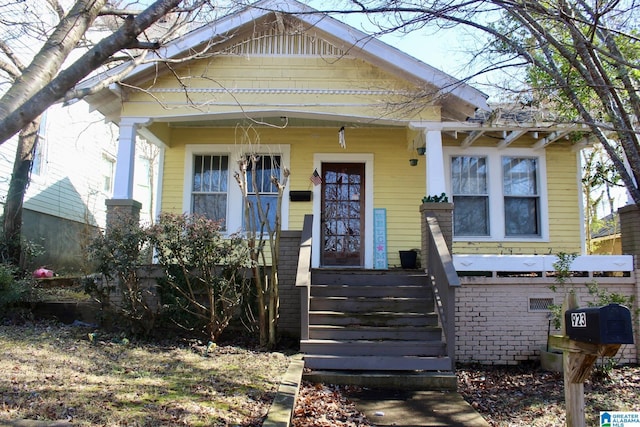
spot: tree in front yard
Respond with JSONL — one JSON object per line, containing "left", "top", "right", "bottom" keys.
{"left": 234, "top": 129, "right": 290, "bottom": 349}
{"left": 0, "top": 0, "right": 214, "bottom": 267}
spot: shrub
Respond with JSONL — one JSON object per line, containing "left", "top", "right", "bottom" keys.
{"left": 0, "top": 263, "right": 37, "bottom": 322}
{"left": 87, "top": 213, "right": 157, "bottom": 336}
{"left": 148, "top": 213, "right": 252, "bottom": 342}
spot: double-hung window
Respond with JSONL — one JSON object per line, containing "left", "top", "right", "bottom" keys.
{"left": 503, "top": 157, "right": 539, "bottom": 236}
{"left": 447, "top": 148, "right": 546, "bottom": 240}
{"left": 192, "top": 154, "right": 229, "bottom": 228}
{"left": 185, "top": 145, "right": 290, "bottom": 234}
{"left": 101, "top": 153, "right": 116, "bottom": 194}
{"left": 245, "top": 154, "right": 281, "bottom": 232}
{"left": 451, "top": 156, "right": 489, "bottom": 236}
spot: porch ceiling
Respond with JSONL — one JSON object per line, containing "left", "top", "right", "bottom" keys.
{"left": 439, "top": 107, "right": 591, "bottom": 150}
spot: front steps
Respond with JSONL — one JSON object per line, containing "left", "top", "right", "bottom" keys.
{"left": 301, "top": 270, "right": 452, "bottom": 376}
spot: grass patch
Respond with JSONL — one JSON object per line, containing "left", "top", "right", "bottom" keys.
{"left": 0, "top": 322, "right": 291, "bottom": 426}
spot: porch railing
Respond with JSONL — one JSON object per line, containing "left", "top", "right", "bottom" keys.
{"left": 296, "top": 214, "right": 313, "bottom": 341}
{"left": 425, "top": 215, "right": 460, "bottom": 370}
{"left": 453, "top": 254, "right": 634, "bottom": 282}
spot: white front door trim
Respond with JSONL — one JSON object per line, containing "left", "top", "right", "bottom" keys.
{"left": 312, "top": 153, "right": 374, "bottom": 269}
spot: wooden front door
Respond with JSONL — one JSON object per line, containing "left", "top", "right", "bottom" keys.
{"left": 321, "top": 163, "right": 365, "bottom": 267}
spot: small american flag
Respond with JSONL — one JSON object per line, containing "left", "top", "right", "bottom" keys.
{"left": 310, "top": 169, "right": 322, "bottom": 186}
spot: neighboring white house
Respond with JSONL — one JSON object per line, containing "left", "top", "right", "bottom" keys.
{"left": 0, "top": 101, "right": 157, "bottom": 273}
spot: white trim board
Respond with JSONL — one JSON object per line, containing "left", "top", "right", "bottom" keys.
{"left": 312, "top": 153, "right": 375, "bottom": 269}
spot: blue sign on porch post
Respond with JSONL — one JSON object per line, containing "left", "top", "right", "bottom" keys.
{"left": 373, "top": 208, "right": 387, "bottom": 269}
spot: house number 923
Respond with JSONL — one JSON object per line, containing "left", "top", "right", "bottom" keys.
{"left": 571, "top": 312, "right": 587, "bottom": 328}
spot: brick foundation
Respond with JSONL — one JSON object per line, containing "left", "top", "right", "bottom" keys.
{"left": 455, "top": 278, "right": 637, "bottom": 365}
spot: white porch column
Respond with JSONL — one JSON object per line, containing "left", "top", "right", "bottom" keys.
{"left": 416, "top": 124, "right": 446, "bottom": 197}
{"left": 113, "top": 118, "right": 149, "bottom": 199}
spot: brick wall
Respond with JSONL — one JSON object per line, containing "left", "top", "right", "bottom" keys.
{"left": 456, "top": 278, "right": 638, "bottom": 365}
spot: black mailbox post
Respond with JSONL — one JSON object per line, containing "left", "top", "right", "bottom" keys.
{"left": 565, "top": 303, "right": 634, "bottom": 345}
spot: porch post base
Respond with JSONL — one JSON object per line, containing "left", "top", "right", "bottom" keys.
{"left": 105, "top": 198, "right": 142, "bottom": 231}
{"left": 420, "top": 202, "right": 454, "bottom": 269}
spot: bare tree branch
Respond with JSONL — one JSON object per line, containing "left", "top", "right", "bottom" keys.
{"left": 0, "top": 0, "right": 194, "bottom": 145}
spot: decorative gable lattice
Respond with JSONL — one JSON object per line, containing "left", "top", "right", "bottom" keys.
{"left": 223, "top": 25, "right": 346, "bottom": 57}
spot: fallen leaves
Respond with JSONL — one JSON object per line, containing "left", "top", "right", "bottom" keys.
{"left": 292, "top": 363, "right": 640, "bottom": 427}
{"left": 292, "top": 382, "right": 372, "bottom": 427}
{"left": 457, "top": 363, "right": 640, "bottom": 426}
{"left": 0, "top": 322, "right": 290, "bottom": 426}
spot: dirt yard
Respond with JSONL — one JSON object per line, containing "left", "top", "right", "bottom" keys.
{"left": 0, "top": 321, "right": 290, "bottom": 426}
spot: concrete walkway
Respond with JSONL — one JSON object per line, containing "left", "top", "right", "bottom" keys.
{"left": 263, "top": 356, "right": 490, "bottom": 427}
{"left": 345, "top": 388, "right": 490, "bottom": 427}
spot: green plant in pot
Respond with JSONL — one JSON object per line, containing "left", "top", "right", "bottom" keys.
{"left": 422, "top": 193, "right": 449, "bottom": 203}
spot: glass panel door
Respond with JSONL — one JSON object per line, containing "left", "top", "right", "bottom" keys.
{"left": 321, "top": 163, "right": 365, "bottom": 267}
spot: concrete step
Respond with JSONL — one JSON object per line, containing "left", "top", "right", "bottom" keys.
{"left": 308, "top": 325, "right": 442, "bottom": 340}
{"left": 300, "top": 339, "right": 446, "bottom": 357}
{"left": 303, "top": 354, "right": 452, "bottom": 371}
{"left": 302, "top": 370, "right": 458, "bottom": 391}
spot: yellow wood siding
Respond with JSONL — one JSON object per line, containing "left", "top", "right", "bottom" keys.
{"left": 162, "top": 126, "right": 424, "bottom": 266}
{"left": 122, "top": 56, "right": 440, "bottom": 122}
{"left": 162, "top": 126, "right": 582, "bottom": 261}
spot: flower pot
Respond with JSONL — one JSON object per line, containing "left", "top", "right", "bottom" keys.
{"left": 399, "top": 250, "right": 418, "bottom": 269}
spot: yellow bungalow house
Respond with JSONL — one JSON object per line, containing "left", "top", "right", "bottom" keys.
{"left": 79, "top": 0, "right": 637, "bottom": 372}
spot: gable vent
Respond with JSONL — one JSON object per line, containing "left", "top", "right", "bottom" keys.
{"left": 224, "top": 28, "right": 346, "bottom": 57}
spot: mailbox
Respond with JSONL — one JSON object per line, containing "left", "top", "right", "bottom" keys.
{"left": 565, "top": 303, "right": 634, "bottom": 345}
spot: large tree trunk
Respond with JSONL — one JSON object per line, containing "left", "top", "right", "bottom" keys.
{"left": 2, "top": 118, "right": 41, "bottom": 268}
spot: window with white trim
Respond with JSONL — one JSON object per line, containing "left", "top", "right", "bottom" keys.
{"left": 452, "top": 156, "right": 489, "bottom": 236}
{"left": 184, "top": 145, "right": 290, "bottom": 235}
{"left": 192, "top": 154, "right": 229, "bottom": 227}
{"left": 101, "top": 153, "right": 116, "bottom": 193}
{"left": 503, "top": 157, "right": 540, "bottom": 236}
{"left": 446, "top": 148, "right": 547, "bottom": 241}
